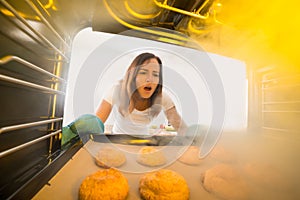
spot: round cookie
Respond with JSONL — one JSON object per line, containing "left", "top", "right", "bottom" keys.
{"left": 178, "top": 146, "right": 202, "bottom": 165}
{"left": 139, "top": 169, "right": 190, "bottom": 200}
{"left": 95, "top": 146, "right": 126, "bottom": 168}
{"left": 201, "top": 164, "right": 249, "bottom": 200}
{"left": 79, "top": 168, "right": 129, "bottom": 200}
{"left": 136, "top": 146, "right": 166, "bottom": 167}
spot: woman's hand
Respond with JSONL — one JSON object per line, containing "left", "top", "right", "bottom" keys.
{"left": 165, "top": 106, "right": 187, "bottom": 135}
{"left": 61, "top": 114, "right": 104, "bottom": 146}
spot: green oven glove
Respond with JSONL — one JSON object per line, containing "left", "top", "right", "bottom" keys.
{"left": 61, "top": 114, "right": 104, "bottom": 146}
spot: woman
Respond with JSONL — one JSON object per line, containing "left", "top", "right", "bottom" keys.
{"left": 96, "top": 52, "right": 187, "bottom": 135}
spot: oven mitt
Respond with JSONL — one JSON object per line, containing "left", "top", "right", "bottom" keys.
{"left": 61, "top": 114, "right": 104, "bottom": 146}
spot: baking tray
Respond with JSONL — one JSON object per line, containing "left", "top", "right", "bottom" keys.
{"left": 33, "top": 132, "right": 299, "bottom": 200}
{"left": 33, "top": 143, "right": 217, "bottom": 200}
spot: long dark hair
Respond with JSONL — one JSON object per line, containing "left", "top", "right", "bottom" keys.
{"left": 119, "top": 52, "right": 163, "bottom": 116}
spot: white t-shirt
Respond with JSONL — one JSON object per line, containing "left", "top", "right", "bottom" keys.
{"left": 104, "top": 83, "right": 174, "bottom": 135}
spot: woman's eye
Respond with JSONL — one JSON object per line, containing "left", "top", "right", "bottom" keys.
{"left": 138, "top": 71, "right": 147, "bottom": 75}
{"left": 153, "top": 73, "right": 159, "bottom": 77}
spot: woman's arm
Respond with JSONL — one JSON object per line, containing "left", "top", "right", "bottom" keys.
{"left": 95, "top": 100, "right": 112, "bottom": 123}
{"left": 165, "top": 106, "right": 187, "bottom": 136}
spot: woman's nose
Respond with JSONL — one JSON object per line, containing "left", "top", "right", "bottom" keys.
{"left": 146, "top": 74, "right": 152, "bottom": 82}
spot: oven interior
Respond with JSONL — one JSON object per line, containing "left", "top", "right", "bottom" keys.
{"left": 0, "top": 0, "right": 299, "bottom": 199}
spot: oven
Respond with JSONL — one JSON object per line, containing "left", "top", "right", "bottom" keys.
{"left": 0, "top": 0, "right": 299, "bottom": 199}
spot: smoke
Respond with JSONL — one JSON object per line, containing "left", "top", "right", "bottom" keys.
{"left": 189, "top": 0, "right": 300, "bottom": 70}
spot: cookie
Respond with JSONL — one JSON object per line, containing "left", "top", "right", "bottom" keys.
{"left": 79, "top": 168, "right": 129, "bottom": 200}
{"left": 136, "top": 146, "right": 166, "bottom": 167}
{"left": 95, "top": 147, "right": 126, "bottom": 168}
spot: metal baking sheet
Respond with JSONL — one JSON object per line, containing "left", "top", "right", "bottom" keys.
{"left": 33, "top": 143, "right": 217, "bottom": 200}
{"left": 33, "top": 133, "right": 300, "bottom": 200}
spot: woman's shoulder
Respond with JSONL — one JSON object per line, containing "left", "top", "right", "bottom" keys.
{"left": 112, "top": 80, "right": 122, "bottom": 88}
{"left": 108, "top": 80, "right": 123, "bottom": 94}
{"left": 161, "top": 90, "right": 172, "bottom": 100}
{"left": 104, "top": 80, "right": 122, "bottom": 104}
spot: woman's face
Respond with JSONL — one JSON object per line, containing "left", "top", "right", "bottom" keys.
{"left": 135, "top": 58, "right": 160, "bottom": 99}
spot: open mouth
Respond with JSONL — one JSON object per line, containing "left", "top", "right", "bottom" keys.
{"left": 144, "top": 86, "right": 152, "bottom": 91}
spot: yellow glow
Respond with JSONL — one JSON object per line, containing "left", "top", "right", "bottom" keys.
{"left": 129, "top": 139, "right": 151, "bottom": 144}
{"left": 103, "top": 0, "right": 191, "bottom": 43}
{"left": 190, "top": 0, "right": 300, "bottom": 70}
{"left": 156, "top": 37, "right": 187, "bottom": 46}
{"left": 0, "top": 8, "right": 40, "bottom": 21}
{"left": 124, "top": 0, "right": 161, "bottom": 20}
{"left": 43, "top": 0, "right": 54, "bottom": 9}
{"left": 153, "top": 0, "right": 209, "bottom": 20}
{"left": 37, "top": 0, "right": 58, "bottom": 11}
{"left": 195, "top": 0, "right": 210, "bottom": 14}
